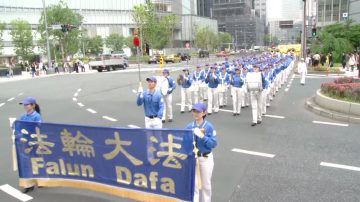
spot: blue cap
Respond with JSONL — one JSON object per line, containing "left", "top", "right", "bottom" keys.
{"left": 19, "top": 97, "right": 36, "bottom": 105}
{"left": 205, "top": 63, "right": 209, "bottom": 66}
{"left": 162, "top": 69, "right": 170, "bottom": 74}
{"left": 192, "top": 103, "right": 207, "bottom": 112}
{"left": 146, "top": 76, "right": 157, "bottom": 82}
{"left": 210, "top": 66, "right": 216, "bottom": 69}
{"left": 183, "top": 68, "right": 189, "bottom": 71}
{"left": 196, "top": 65, "right": 201, "bottom": 68}
{"left": 235, "top": 67, "right": 241, "bottom": 70}
{"left": 214, "top": 62, "right": 217, "bottom": 65}
{"left": 221, "top": 66, "right": 226, "bottom": 70}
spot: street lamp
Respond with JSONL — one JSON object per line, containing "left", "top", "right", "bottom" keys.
{"left": 42, "top": 0, "right": 52, "bottom": 69}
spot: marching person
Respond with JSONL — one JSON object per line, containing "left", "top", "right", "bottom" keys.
{"left": 218, "top": 66, "right": 230, "bottom": 108}
{"left": 298, "top": 58, "right": 307, "bottom": 85}
{"left": 193, "top": 65, "right": 205, "bottom": 103}
{"left": 230, "top": 67, "right": 244, "bottom": 116}
{"left": 247, "top": 65, "right": 264, "bottom": 126}
{"left": 178, "top": 68, "right": 193, "bottom": 113}
{"left": 201, "top": 64, "right": 210, "bottom": 101}
{"left": 205, "top": 66, "right": 220, "bottom": 115}
{"left": 17, "top": 97, "right": 42, "bottom": 193}
{"left": 261, "top": 66, "right": 270, "bottom": 115}
{"left": 185, "top": 103, "right": 217, "bottom": 202}
{"left": 241, "top": 66, "right": 250, "bottom": 108}
{"left": 161, "top": 69, "right": 176, "bottom": 123}
{"left": 136, "top": 76, "right": 164, "bottom": 129}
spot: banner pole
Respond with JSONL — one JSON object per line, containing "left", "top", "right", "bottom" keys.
{"left": 9, "top": 118, "right": 17, "bottom": 171}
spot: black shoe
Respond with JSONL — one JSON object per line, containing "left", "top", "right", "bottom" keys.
{"left": 237, "top": 113, "right": 240, "bottom": 116}
{"left": 208, "top": 113, "right": 212, "bottom": 115}
{"left": 251, "top": 123, "right": 257, "bottom": 126}
{"left": 168, "top": 119, "right": 173, "bottom": 122}
{"left": 233, "top": 113, "right": 237, "bottom": 116}
{"left": 257, "top": 120, "right": 262, "bottom": 124}
{"left": 241, "top": 106, "right": 245, "bottom": 108}
{"left": 181, "top": 111, "right": 184, "bottom": 113}
{"left": 204, "top": 99, "right": 208, "bottom": 101}
{"left": 220, "top": 106, "right": 223, "bottom": 108}
{"left": 22, "top": 186, "right": 34, "bottom": 193}
{"left": 162, "top": 120, "right": 165, "bottom": 123}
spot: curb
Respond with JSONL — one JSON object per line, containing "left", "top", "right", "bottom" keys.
{"left": 305, "top": 96, "right": 360, "bottom": 124}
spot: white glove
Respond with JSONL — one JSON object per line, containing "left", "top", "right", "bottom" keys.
{"left": 193, "top": 127, "right": 204, "bottom": 138}
{"left": 138, "top": 85, "right": 143, "bottom": 94}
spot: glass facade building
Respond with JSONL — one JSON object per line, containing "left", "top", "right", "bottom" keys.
{"left": 349, "top": 0, "right": 360, "bottom": 22}
{"left": 317, "top": 0, "right": 349, "bottom": 27}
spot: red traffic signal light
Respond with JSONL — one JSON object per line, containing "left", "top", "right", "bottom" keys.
{"left": 133, "top": 34, "right": 140, "bottom": 47}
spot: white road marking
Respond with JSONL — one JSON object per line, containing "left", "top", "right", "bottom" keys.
{"left": 128, "top": 124, "right": 141, "bottom": 128}
{"left": 312, "top": 120, "right": 349, "bottom": 127}
{"left": 103, "top": 116, "right": 117, "bottom": 122}
{"left": 132, "top": 89, "right": 137, "bottom": 94}
{"left": 72, "top": 98, "right": 77, "bottom": 102}
{"left": 7, "top": 97, "right": 15, "bottom": 102}
{"left": 18, "top": 93, "right": 23, "bottom": 96}
{"left": 0, "top": 103, "right": 5, "bottom": 107}
{"left": 86, "top": 108, "right": 97, "bottom": 114}
{"left": 264, "top": 114, "right": 285, "bottom": 119}
{"left": 74, "top": 92, "right": 79, "bottom": 97}
{"left": 284, "top": 88, "right": 289, "bottom": 92}
{"left": 287, "top": 84, "right": 291, "bottom": 88}
{"left": 320, "top": 162, "right": 360, "bottom": 172}
{"left": 77, "top": 88, "right": 82, "bottom": 92}
{"left": 292, "top": 74, "right": 295, "bottom": 79}
{"left": 232, "top": 148, "right": 275, "bottom": 158}
{"left": 77, "top": 102, "right": 84, "bottom": 107}
{"left": 0, "top": 184, "right": 33, "bottom": 202}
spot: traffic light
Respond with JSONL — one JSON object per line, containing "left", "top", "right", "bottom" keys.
{"left": 312, "top": 28, "right": 317, "bottom": 37}
{"left": 160, "top": 56, "right": 164, "bottom": 68}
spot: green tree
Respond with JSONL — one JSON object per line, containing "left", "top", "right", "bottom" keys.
{"left": 161, "top": 13, "right": 178, "bottom": 48}
{"left": 0, "top": 22, "right": 5, "bottom": 54}
{"left": 38, "top": 0, "right": 83, "bottom": 63}
{"left": 194, "top": 26, "right": 218, "bottom": 50}
{"left": 10, "top": 19, "right": 34, "bottom": 60}
{"left": 105, "top": 33, "right": 125, "bottom": 51}
{"left": 84, "top": 36, "right": 103, "bottom": 55}
{"left": 218, "top": 32, "right": 233, "bottom": 45}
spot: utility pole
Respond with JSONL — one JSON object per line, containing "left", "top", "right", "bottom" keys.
{"left": 42, "top": 0, "right": 52, "bottom": 69}
{"left": 302, "top": 0, "right": 307, "bottom": 59}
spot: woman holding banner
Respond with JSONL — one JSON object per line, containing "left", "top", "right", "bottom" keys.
{"left": 186, "top": 103, "right": 217, "bottom": 202}
{"left": 17, "top": 97, "right": 42, "bottom": 193}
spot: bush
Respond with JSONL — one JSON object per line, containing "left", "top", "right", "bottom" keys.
{"left": 321, "top": 77, "right": 360, "bottom": 103}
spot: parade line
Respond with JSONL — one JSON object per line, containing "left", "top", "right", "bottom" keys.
{"left": 320, "top": 162, "right": 360, "bottom": 172}
{"left": 232, "top": 148, "right": 276, "bottom": 158}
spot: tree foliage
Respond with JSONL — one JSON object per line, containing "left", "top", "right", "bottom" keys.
{"left": 84, "top": 36, "right": 103, "bottom": 55}
{"left": 218, "top": 32, "right": 233, "bottom": 45}
{"left": 132, "top": 0, "right": 178, "bottom": 50}
{"left": 10, "top": 19, "right": 34, "bottom": 60}
{"left": 38, "top": 0, "right": 83, "bottom": 62}
{"left": 311, "top": 20, "right": 359, "bottom": 62}
{"left": 194, "top": 26, "right": 218, "bottom": 50}
{"left": 0, "top": 22, "right": 5, "bottom": 54}
{"left": 105, "top": 33, "right": 125, "bottom": 51}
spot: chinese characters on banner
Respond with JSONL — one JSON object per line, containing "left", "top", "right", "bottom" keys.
{"left": 14, "top": 121, "right": 195, "bottom": 202}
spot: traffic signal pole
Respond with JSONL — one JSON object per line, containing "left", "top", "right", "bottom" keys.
{"left": 42, "top": 0, "right": 52, "bottom": 69}
{"left": 302, "top": 0, "right": 307, "bottom": 59}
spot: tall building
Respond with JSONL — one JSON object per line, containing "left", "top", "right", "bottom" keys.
{"left": 317, "top": 0, "right": 349, "bottom": 27}
{"left": 212, "top": 0, "right": 265, "bottom": 49}
{"left": 254, "top": 0, "right": 267, "bottom": 21}
{"left": 0, "top": 0, "right": 217, "bottom": 55}
{"left": 197, "top": 0, "right": 213, "bottom": 18}
{"left": 349, "top": 0, "right": 360, "bottom": 22}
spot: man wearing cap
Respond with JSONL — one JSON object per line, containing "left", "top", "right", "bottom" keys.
{"left": 200, "top": 63, "right": 210, "bottom": 101}
{"left": 178, "top": 68, "right": 193, "bottom": 113}
{"left": 136, "top": 76, "right": 164, "bottom": 128}
{"left": 192, "top": 65, "right": 205, "bottom": 103}
{"left": 218, "top": 66, "right": 230, "bottom": 108}
{"left": 185, "top": 103, "right": 217, "bottom": 202}
{"left": 205, "top": 66, "right": 220, "bottom": 114}
{"left": 297, "top": 58, "right": 307, "bottom": 85}
{"left": 230, "top": 67, "right": 244, "bottom": 116}
{"left": 161, "top": 69, "right": 176, "bottom": 123}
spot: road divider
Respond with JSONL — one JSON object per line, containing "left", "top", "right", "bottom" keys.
{"left": 232, "top": 148, "right": 275, "bottom": 158}
{"left": 320, "top": 162, "right": 360, "bottom": 172}
{"left": 86, "top": 108, "right": 97, "bottom": 114}
{"left": 7, "top": 97, "right": 15, "bottom": 102}
{"left": 77, "top": 102, "right": 84, "bottom": 107}
{"left": 0, "top": 103, "right": 5, "bottom": 107}
{"left": 0, "top": 184, "right": 33, "bottom": 202}
{"left": 72, "top": 98, "right": 77, "bottom": 102}
{"left": 103, "top": 116, "right": 117, "bottom": 122}
{"left": 128, "top": 124, "right": 141, "bottom": 128}
{"left": 312, "top": 120, "right": 349, "bottom": 127}
{"left": 264, "top": 114, "right": 285, "bottom": 119}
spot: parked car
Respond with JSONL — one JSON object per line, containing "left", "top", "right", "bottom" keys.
{"left": 148, "top": 54, "right": 161, "bottom": 64}
{"left": 198, "top": 50, "right": 209, "bottom": 58}
{"left": 165, "top": 54, "right": 181, "bottom": 63}
{"left": 177, "top": 53, "right": 191, "bottom": 61}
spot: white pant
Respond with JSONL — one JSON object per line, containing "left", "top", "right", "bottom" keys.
{"left": 300, "top": 71, "right": 306, "bottom": 84}
{"left": 218, "top": 86, "right": 228, "bottom": 106}
{"left": 193, "top": 85, "right": 202, "bottom": 104}
{"left": 162, "top": 94, "right": 173, "bottom": 120}
{"left": 194, "top": 153, "right": 214, "bottom": 202}
{"left": 145, "top": 117, "right": 162, "bottom": 129}
{"left": 261, "top": 89, "right": 269, "bottom": 115}
{"left": 250, "top": 91, "right": 262, "bottom": 123}
{"left": 207, "top": 88, "right": 219, "bottom": 113}
{"left": 201, "top": 85, "right": 208, "bottom": 100}
{"left": 232, "top": 87, "right": 243, "bottom": 114}
{"left": 181, "top": 87, "right": 192, "bottom": 112}
{"left": 242, "top": 87, "right": 250, "bottom": 107}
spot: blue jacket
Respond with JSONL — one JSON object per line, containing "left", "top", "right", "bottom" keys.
{"left": 231, "top": 74, "right": 244, "bottom": 88}
{"left": 136, "top": 90, "right": 164, "bottom": 119}
{"left": 193, "top": 71, "right": 205, "bottom": 83}
{"left": 19, "top": 110, "right": 42, "bottom": 122}
{"left": 186, "top": 120, "right": 217, "bottom": 153}
{"left": 205, "top": 72, "right": 220, "bottom": 88}
{"left": 181, "top": 74, "right": 192, "bottom": 88}
{"left": 166, "top": 77, "right": 176, "bottom": 94}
